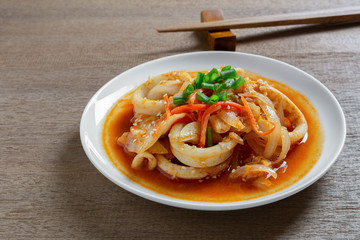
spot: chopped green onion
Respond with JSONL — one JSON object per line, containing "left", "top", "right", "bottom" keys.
{"left": 217, "top": 91, "right": 228, "bottom": 101}
{"left": 231, "top": 76, "right": 245, "bottom": 90}
{"left": 194, "top": 72, "right": 204, "bottom": 89}
{"left": 206, "top": 127, "right": 213, "bottom": 147}
{"left": 183, "top": 84, "right": 194, "bottom": 98}
{"left": 207, "top": 94, "right": 219, "bottom": 104}
{"left": 213, "top": 83, "right": 223, "bottom": 93}
{"left": 221, "top": 66, "right": 231, "bottom": 71}
{"left": 210, "top": 74, "right": 220, "bottom": 83}
{"left": 196, "top": 91, "right": 209, "bottom": 103}
{"left": 207, "top": 68, "right": 218, "bottom": 77}
{"left": 220, "top": 69, "right": 237, "bottom": 79}
{"left": 223, "top": 78, "right": 235, "bottom": 89}
{"left": 216, "top": 77, "right": 225, "bottom": 83}
{"left": 201, "top": 82, "right": 215, "bottom": 90}
{"left": 173, "top": 96, "right": 186, "bottom": 105}
{"left": 203, "top": 75, "right": 211, "bottom": 83}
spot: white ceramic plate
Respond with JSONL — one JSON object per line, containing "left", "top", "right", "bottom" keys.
{"left": 80, "top": 51, "right": 346, "bottom": 211}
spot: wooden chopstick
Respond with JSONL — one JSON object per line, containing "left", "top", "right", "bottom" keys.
{"left": 157, "top": 6, "right": 360, "bottom": 32}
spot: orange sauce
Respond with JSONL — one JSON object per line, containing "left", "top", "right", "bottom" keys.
{"left": 102, "top": 75, "right": 323, "bottom": 202}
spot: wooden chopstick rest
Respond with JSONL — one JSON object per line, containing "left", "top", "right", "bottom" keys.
{"left": 201, "top": 9, "right": 236, "bottom": 51}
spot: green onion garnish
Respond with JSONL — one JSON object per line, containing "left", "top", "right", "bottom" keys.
{"left": 207, "top": 94, "right": 219, "bottom": 104}
{"left": 192, "top": 67, "right": 239, "bottom": 104}
{"left": 210, "top": 74, "right": 220, "bottom": 83}
{"left": 173, "top": 96, "right": 186, "bottom": 105}
{"left": 194, "top": 72, "right": 204, "bottom": 89}
{"left": 213, "top": 83, "right": 223, "bottom": 93}
{"left": 196, "top": 91, "right": 209, "bottom": 103}
{"left": 206, "top": 127, "right": 213, "bottom": 147}
{"left": 220, "top": 69, "right": 237, "bottom": 79}
{"left": 207, "top": 68, "right": 218, "bottom": 77}
{"left": 203, "top": 75, "right": 211, "bottom": 83}
{"left": 221, "top": 66, "right": 231, "bottom": 71}
{"left": 223, "top": 78, "right": 235, "bottom": 89}
{"left": 231, "top": 76, "right": 245, "bottom": 90}
{"left": 217, "top": 91, "right": 228, "bottom": 101}
{"left": 183, "top": 84, "right": 194, "bottom": 98}
{"left": 201, "top": 82, "right": 215, "bottom": 90}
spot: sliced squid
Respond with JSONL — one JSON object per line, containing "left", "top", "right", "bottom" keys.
{"left": 179, "top": 122, "right": 200, "bottom": 144}
{"left": 217, "top": 110, "right": 245, "bottom": 131}
{"left": 131, "top": 151, "right": 157, "bottom": 170}
{"left": 125, "top": 113, "right": 186, "bottom": 153}
{"left": 261, "top": 85, "right": 308, "bottom": 144}
{"left": 244, "top": 132, "right": 266, "bottom": 157}
{"left": 132, "top": 76, "right": 166, "bottom": 115}
{"left": 169, "top": 123, "right": 237, "bottom": 168}
{"left": 229, "top": 164, "right": 277, "bottom": 180}
{"left": 274, "top": 126, "right": 291, "bottom": 164}
{"left": 209, "top": 114, "right": 231, "bottom": 133}
{"left": 147, "top": 80, "right": 183, "bottom": 100}
{"left": 156, "top": 154, "right": 231, "bottom": 179}
{"left": 228, "top": 132, "right": 244, "bottom": 145}
{"left": 148, "top": 141, "right": 168, "bottom": 154}
{"left": 119, "top": 68, "right": 310, "bottom": 187}
{"left": 179, "top": 122, "right": 224, "bottom": 145}
{"left": 257, "top": 99, "right": 282, "bottom": 159}
{"left": 241, "top": 90, "right": 281, "bottom": 159}
{"left": 132, "top": 72, "right": 193, "bottom": 115}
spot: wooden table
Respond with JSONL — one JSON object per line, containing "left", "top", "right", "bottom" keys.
{"left": 1, "top": 0, "right": 359, "bottom": 239}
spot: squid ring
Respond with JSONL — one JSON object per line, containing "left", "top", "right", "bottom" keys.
{"left": 265, "top": 86, "right": 308, "bottom": 144}
{"left": 156, "top": 154, "right": 231, "bottom": 179}
{"left": 169, "top": 123, "right": 237, "bottom": 168}
{"left": 131, "top": 151, "right": 157, "bottom": 170}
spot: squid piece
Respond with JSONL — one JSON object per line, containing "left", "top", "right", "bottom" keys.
{"left": 131, "top": 75, "right": 167, "bottom": 115}
{"left": 241, "top": 90, "right": 281, "bottom": 159}
{"left": 148, "top": 141, "right": 168, "bottom": 154}
{"left": 217, "top": 110, "right": 245, "bottom": 131}
{"left": 132, "top": 72, "right": 193, "bottom": 115}
{"left": 131, "top": 151, "right": 157, "bottom": 170}
{"left": 169, "top": 123, "right": 237, "bottom": 168}
{"left": 179, "top": 122, "right": 223, "bottom": 145}
{"left": 156, "top": 154, "right": 231, "bottom": 180}
{"left": 179, "top": 122, "right": 200, "bottom": 144}
{"left": 229, "top": 164, "right": 277, "bottom": 180}
{"left": 147, "top": 80, "right": 183, "bottom": 100}
{"left": 228, "top": 132, "right": 244, "bottom": 145}
{"left": 261, "top": 85, "right": 308, "bottom": 144}
{"left": 209, "top": 114, "right": 231, "bottom": 134}
{"left": 125, "top": 113, "right": 186, "bottom": 153}
{"left": 274, "top": 126, "right": 291, "bottom": 164}
{"left": 258, "top": 101, "right": 282, "bottom": 159}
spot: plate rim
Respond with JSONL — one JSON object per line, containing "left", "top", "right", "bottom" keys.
{"left": 80, "top": 51, "right": 346, "bottom": 211}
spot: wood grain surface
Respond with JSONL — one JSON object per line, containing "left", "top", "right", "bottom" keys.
{"left": 1, "top": 0, "right": 359, "bottom": 239}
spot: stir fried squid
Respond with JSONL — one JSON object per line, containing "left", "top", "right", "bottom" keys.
{"left": 118, "top": 67, "right": 308, "bottom": 187}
